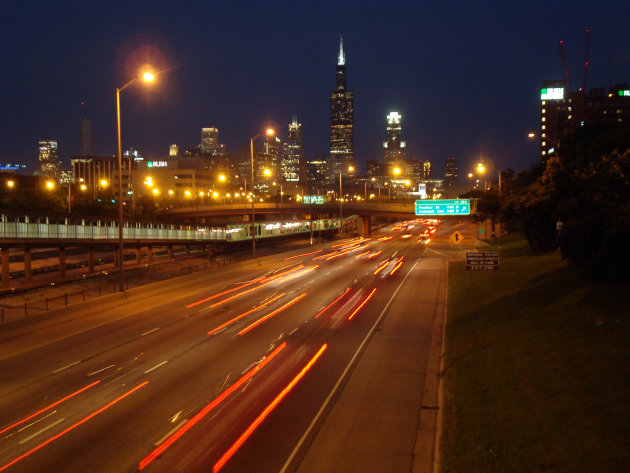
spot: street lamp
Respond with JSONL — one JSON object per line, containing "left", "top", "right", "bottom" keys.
{"left": 250, "top": 128, "right": 274, "bottom": 258}
{"left": 115, "top": 68, "right": 155, "bottom": 292}
{"left": 339, "top": 165, "right": 354, "bottom": 235}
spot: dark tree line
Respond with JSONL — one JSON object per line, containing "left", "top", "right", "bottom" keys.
{"left": 478, "top": 122, "right": 630, "bottom": 282}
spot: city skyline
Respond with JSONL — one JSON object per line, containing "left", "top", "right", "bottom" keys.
{"left": 1, "top": 1, "right": 629, "bottom": 175}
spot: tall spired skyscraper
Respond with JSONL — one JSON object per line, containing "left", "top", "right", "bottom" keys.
{"left": 329, "top": 37, "right": 354, "bottom": 179}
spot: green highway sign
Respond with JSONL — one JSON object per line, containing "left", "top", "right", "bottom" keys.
{"left": 303, "top": 195, "right": 328, "bottom": 205}
{"left": 415, "top": 199, "right": 470, "bottom": 216}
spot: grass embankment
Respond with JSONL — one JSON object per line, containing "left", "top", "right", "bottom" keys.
{"left": 440, "top": 233, "right": 630, "bottom": 473}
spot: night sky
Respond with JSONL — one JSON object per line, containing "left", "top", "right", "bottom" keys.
{"left": 1, "top": 1, "right": 629, "bottom": 179}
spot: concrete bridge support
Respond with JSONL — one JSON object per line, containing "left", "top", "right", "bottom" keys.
{"left": 358, "top": 215, "right": 372, "bottom": 237}
{"left": 1, "top": 248, "right": 9, "bottom": 288}
{"left": 88, "top": 247, "right": 95, "bottom": 273}
{"left": 59, "top": 247, "right": 66, "bottom": 278}
{"left": 24, "top": 247, "right": 32, "bottom": 283}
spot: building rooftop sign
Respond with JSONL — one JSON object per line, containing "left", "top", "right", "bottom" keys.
{"left": 540, "top": 87, "right": 564, "bottom": 100}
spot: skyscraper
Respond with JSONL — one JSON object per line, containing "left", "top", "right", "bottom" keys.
{"left": 444, "top": 157, "right": 457, "bottom": 187}
{"left": 38, "top": 139, "right": 60, "bottom": 180}
{"left": 329, "top": 37, "right": 354, "bottom": 179}
{"left": 282, "top": 117, "right": 303, "bottom": 182}
{"left": 201, "top": 127, "right": 219, "bottom": 154}
{"left": 80, "top": 117, "right": 93, "bottom": 156}
{"left": 383, "top": 112, "right": 406, "bottom": 171}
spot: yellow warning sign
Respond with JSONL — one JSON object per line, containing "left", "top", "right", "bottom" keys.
{"left": 450, "top": 231, "right": 464, "bottom": 245}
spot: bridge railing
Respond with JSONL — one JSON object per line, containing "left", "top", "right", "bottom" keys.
{"left": 0, "top": 213, "right": 346, "bottom": 243}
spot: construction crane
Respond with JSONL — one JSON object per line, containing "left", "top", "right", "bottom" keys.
{"left": 558, "top": 40, "right": 571, "bottom": 90}
{"left": 582, "top": 28, "right": 590, "bottom": 92}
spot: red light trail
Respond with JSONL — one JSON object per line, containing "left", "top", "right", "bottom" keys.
{"left": 0, "top": 380, "right": 100, "bottom": 436}
{"left": 1, "top": 381, "right": 148, "bottom": 472}
{"left": 348, "top": 288, "right": 377, "bottom": 320}
{"left": 138, "top": 343, "right": 287, "bottom": 470}
{"left": 207, "top": 294, "right": 285, "bottom": 336}
{"left": 314, "top": 287, "right": 351, "bottom": 318}
{"left": 212, "top": 343, "right": 328, "bottom": 473}
{"left": 238, "top": 293, "right": 307, "bottom": 335}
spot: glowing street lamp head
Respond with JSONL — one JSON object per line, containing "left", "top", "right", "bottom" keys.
{"left": 476, "top": 163, "right": 485, "bottom": 174}
{"left": 46, "top": 181, "right": 54, "bottom": 190}
{"left": 393, "top": 167, "right": 401, "bottom": 176}
{"left": 528, "top": 132, "right": 536, "bottom": 139}
{"left": 100, "top": 179, "right": 108, "bottom": 187}
{"left": 152, "top": 188, "right": 159, "bottom": 195}
{"left": 142, "top": 71, "right": 155, "bottom": 83}
{"left": 218, "top": 174, "right": 226, "bottom": 182}
{"left": 265, "top": 128, "right": 275, "bottom": 137}
{"left": 348, "top": 165, "right": 355, "bottom": 173}
{"left": 7, "top": 180, "right": 14, "bottom": 188}
{"left": 263, "top": 168, "right": 271, "bottom": 177}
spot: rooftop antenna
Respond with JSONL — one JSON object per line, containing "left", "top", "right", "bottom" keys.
{"left": 582, "top": 28, "right": 590, "bottom": 92}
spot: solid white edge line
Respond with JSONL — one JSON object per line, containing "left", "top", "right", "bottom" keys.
{"left": 278, "top": 254, "right": 424, "bottom": 473}
{"left": 141, "top": 327, "right": 160, "bottom": 337}
{"left": 144, "top": 360, "right": 168, "bottom": 374}
{"left": 18, "top": 417, "right": 65, "bottom": 445}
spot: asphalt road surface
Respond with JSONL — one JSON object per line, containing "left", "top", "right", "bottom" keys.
{"left": 0, "top": 218, "right": 472, "bottom": 473}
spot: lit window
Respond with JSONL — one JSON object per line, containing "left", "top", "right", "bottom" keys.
{"left": 542, "top": 117, "right": 546, "bottom": 122}
{"left": 542, "top": 101, "right": 546, "bottom": 105}
{"left": 542, "top": 150, "right": 547, "bottom": 155}
{"left": 542, "top": 133, "right": 546, "bottom": 138}
{"left": 542, "top": 141, "right": 546, "bottom": 147}
{"left": 568, "top": 106, "right": 572, "bottom": 111}
{"left": 541, "top": 109, "right": 546, "bottom": 114}
{"left": 568, "top": 115, "right": 572, "bottom": 119}
{"left": 542, "top": 125, "right": 546, "bottom": 130}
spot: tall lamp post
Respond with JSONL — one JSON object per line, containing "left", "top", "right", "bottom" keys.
{"left": 116, "top": 70, "right": 155, "bottom": 292}
{"left": 339, "top": 165, "right": 354, "bottom": 235}
{"left": 250, "top": 128, "right": 274, "bottom": 258}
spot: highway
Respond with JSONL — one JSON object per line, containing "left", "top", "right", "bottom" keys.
{"left": 0, "top": 219, "right": 470, "bottom": 473}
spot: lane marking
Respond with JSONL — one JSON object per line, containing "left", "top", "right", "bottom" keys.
{"left": 279, "top": 255, "right": 423, "bottom": 473}
{"left": 154, "top": 419, "right": 188, "bottom": 447}
{"left": 1, "top": 381, "right": 148, "bottom": 472}
{"left": 88, "top": 365, "right": 115, "bottom": 376}
{"left": 144, "top": 361, "right": 168, "bottom": 374}
{"left": 0, "top": 381, "right": 100, "bottom": 436}
{"left": 141, "top": 327, "right": 160, "bottom": 337}
{"left": 18, "top": 418, "right": 65, "bottom": 445}
{"left": 138, "top": 343, "right": 287, "bottom": 470}
{"left": 52, "top": 361, "right": 81, "bottom": 374}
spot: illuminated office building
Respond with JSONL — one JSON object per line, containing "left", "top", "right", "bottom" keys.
{"left": 282, "top": 117, "right": 303, "bottom": 182}
{"left": 539, "top": 80, "right": 630, "bottom": 161}
{"left": 383, "top": 112, "right": 406, "bottom": 171}
{"left": 329, "top": 36, "right": 354, "bottom": 179}
{"left": 444, "top": 157, "right": 457, "bottom": 187}
{"left": 38, "top": 139, "right": 61, "bottom": 181}
{"left": 201, "top": 127, "right": 219, "bottom": 154}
